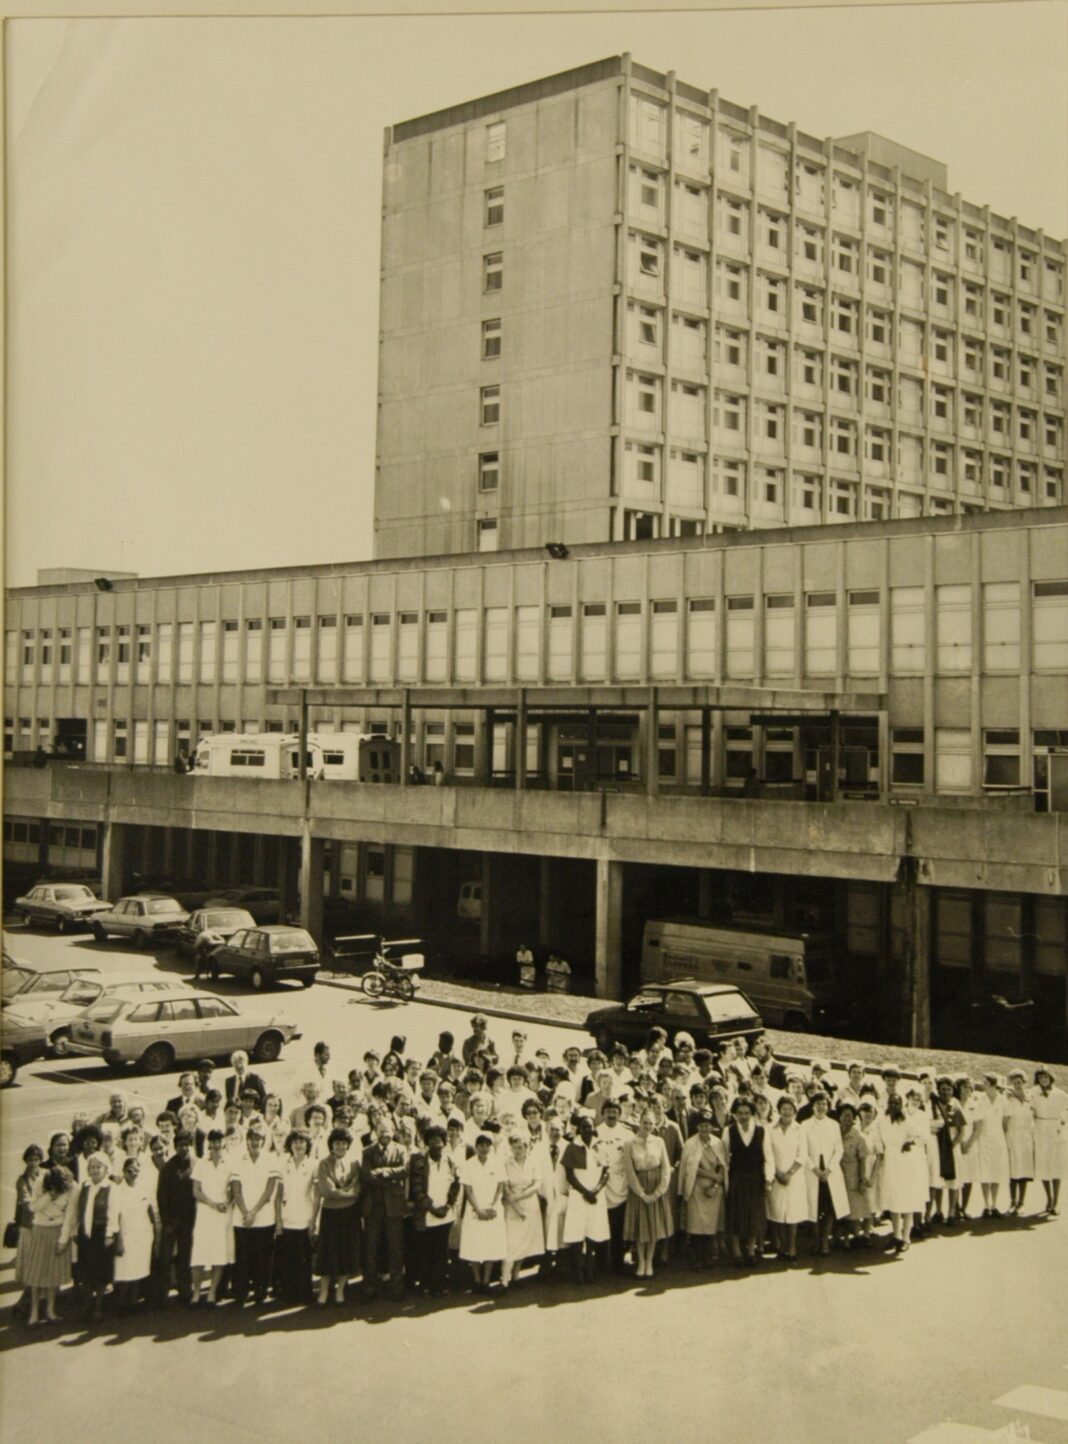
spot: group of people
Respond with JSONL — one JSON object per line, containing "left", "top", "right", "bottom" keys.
{"left": 7, "top": 1018, "right": 1067, "bottom": 1327}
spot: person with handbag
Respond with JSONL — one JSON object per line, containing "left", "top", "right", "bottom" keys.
{"left": 8, "top": 1145, "right": 44, "bottom": 1318}
{"left": 109, "top": 1155, "right": 160, "bottom": 1312}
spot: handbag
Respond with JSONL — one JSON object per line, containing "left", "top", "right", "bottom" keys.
{"left": 3, "top": 1221, "right": 19, "bottom": 1250}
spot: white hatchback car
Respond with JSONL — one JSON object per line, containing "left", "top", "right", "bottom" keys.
{"left": 3, "top": 973, "right": 195, "bottom": 1056}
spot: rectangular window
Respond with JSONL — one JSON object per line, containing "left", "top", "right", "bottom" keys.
{"left": 1033, "top": 580, "right": 1068, "bottom": 670}
{"left": 198, "top": 620, "right": 217, "bottom": 682}
{"left": 425, "top": 611, "right": 448, "bottom": 683}
{"left": 267, "top": 618, "right": 287, "bottom": 683}
{"left": 547, "top": 605, "right": 573, "bottom": 682}
{"left": 133, "top": 624, "right": 151, "bottom": 683}
{"left": 725, "top": 596, "right": 754, "bottom": 679}
{"left": 804, "top": 593, "right": 837, "bottom": 676}
{"left": 475, "top": 451, "right": 500, "bottom": 493}
{"left": 486, "top": 122, "right": 506, "bottom": 162}
{"left": 393, "top": 612, "right": 419, "bottom": 683}
{"left": 763, "top": 595, "right": 794, "bottom": 678}
{"left": 38, "top": 630, "right": 52, "bottom": 682}
{"left": 514, "top": 605, "right": 540, "bottom": 682}
{"left": 481, "top": 317, "right": 501, "bottom": 360}
{"left": 983, "top": 582, "right": 1021, "bottom": 672}
{"left": 935, "top": 584, "right": 972, "bottom": 673}
{"left": 480, "top": 386, "right": 500, "bottom": 425}
{"left": 113, "top": 719, "right": 128, "bottom": 761}
{"left": 650, "top": 600, "right": 678, "bottom": 680}
{"left": 983, "top": 730, "right": 1021, "bottom": 789}
{"left": 891, "top": 728, "right": 925, "bottom": 786}
{"left": 935, "top": 728, "right": 973, "bottom": 794}
{"left": 244, "top": 618, "right": 262, "bottom": 682}
{"left": 93, "top": 719, "right": 109, "bottom": 763}
{"left": 890, "top": 587, "right": 925, "bottom": 673}
{"left": 615, "top": 602, "right": 642, "bottom": 681}
{"left": 114, "top": 626, "right": 130, "bottom": 683}
{"left": 483, "top": 253, "right": 503, "bottom": 293}
{"left": 315, "top": 615, "right": 337, "bottom": 680}
{"left": 484, "top": 186, "right": 503, "bottom": 227}
{"left": 176, "top": 622, "right": 194, "bottom": 683}
{"left": 686, "top": 599, "right": 715, "bottom": 679}
{"left": 847, "top": 590, "right": 880, "bottom": 675}
{"left": 153, "top": 719, "right": 170, "bottom": 765}
{"left": 484, "top": 607, "right": 508, "bottom": 682}
{"left": 369, "top": 614, "right": 392, "bottom": 683}
{"left": 580, "top": 603, "right": 607, "bottom": 682}
{"left": 477, "top": 519, "right": 498, "bottom": 553}
{"left": 215, "top": 620, "right": 237, "bottom": 682}
{"left": 58, "top": 627, "right": 72, "bottom": 683}
{"left": 132, "top": 719, "right": 149, "bottom": 765}
{"left": 454, "top": 609, "right": 477, "bottom": 682}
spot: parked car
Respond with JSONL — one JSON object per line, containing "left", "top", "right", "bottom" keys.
{"left": 2, "top": 963, "right": 102, "bottom": 1009}
{"left": 67, "top": 991, "right": 301, "bottom": 1074}
{"left": 583, "top": 980, "right": 765, "bottom": 1055}
{"left": 1, "top": 1012, "right": 49, "bottom": 1086}
{"left": 172, "top": 906, "right": 257, "bottom": 964}
{"left": 14, "top": 882, "right": 110, "bottom": 932}
{"left": 92, "top": 895, "right": 189, "bottom": 946}
{"left": 208, "top": 925, "right": 319, "bottom": 991}
{"left": 3, "top": 973, "right": 195, "bottom": 1056}
{"left": 210, "top": 887, "right": 282, "bottom": 925}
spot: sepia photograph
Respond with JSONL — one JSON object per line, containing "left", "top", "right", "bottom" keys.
{"left": 2, "top": 3, "right": 1067, "bottom": 1441}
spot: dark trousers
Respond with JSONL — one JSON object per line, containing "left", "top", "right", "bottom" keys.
{"left": 608, "top": 1203, "right": 626, "bottom": 1270}
{"left": 232, "top": 1226, "right": 274, "bottom": 1302}
{"left": 274, "top": 1228, "right": 313, "bottom": 1302}
{"left": 154, "top": 1222, "right": 194, "bottom": 1302}
{"left": 418, "top": 1225, "right": 450, "bottom": 1293}
{"left": 363, "top": 1209, "right": 405, "bottom": 1296}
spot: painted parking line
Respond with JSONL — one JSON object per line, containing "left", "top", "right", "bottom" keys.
{"left": 993, "top": 1388, "right": 1068, "bottom": 1423}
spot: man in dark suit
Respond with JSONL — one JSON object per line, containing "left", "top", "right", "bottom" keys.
{"left": 360, "top": 1117, "right": 410, "bottom": 1300}
{"left": 154, "top": 1130, "right": 197, "bottom": 1304}
{"left": 166, "top": 1071, "right": 201, "bottom": 1119}
{"left": 223, "top": 1050, "right": 268, "bottom": 1112}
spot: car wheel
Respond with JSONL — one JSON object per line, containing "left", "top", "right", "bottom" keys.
{"left": 301, "top": 974, "right": 314, "bottom": 989}
{"left": 250, "top": 968, "right": 266, "bottom": 992}
{"left": 362, "top": 971, "right": 385, "bottom": 998}
{"left": 0, "top": 1054, "right": 16, "bottom": 1088}
{"left": 18, "top": 910, "right": 32, "bottom": 928}
{"left": 92, "top": 922, "right": 107, "bottom": 943}
{"left": 50, "top": 1029, "right": 73, "bottom": 1058}
{"left": 252, "top": 1031, "right": 283, "bottom": 1064}
{"left": 398, "top": 976, "right": 415, "bottom": 1002}
{"left": 132, "top": 928, "right": 149, "bottom": 949}
{"left": 139, "top": 1042, "right": 174, "bottom": 1076}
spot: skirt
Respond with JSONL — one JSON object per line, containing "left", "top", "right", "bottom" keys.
{"left": 191, "top": 1202, "right": 235, "bottom": 1270}
{"left": 684, "top": 1183, "right": 724, "bottom": 1237}
{"left": 459, "top": 1204, "right": 507, "bottom": 1263}
{"left": 275, "top": 1228, "right": 314, "bottom": 1299}
{"left": 1034, "top": 1120, "right": 1067, "bottom": 1181}
{"left": 623, "top": 1169, "right": 674, "bottom": 1244}
{"left": 22, "top": 1225, "right": 72, "bottom": 1290}
{"left": 504, "top": 1200, "right": 545, "bottom": 1263}
{"left": 14, "top": 1224, "right": 34, "bottom": 1286}
{"left": 725, "top": 1172, "right": 766, "bottom": 1240}
{"left": 315, "top": 1206, "right": 359, "bottom": 1278}
{"left": 75, "top": 1232, "right": 113, "bottom": 1291}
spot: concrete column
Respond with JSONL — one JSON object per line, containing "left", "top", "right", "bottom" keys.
{"left": 479, "top": 853, "right": 509, "bottom": 961}
{"left": 400, "top": 690, "right": 412, "bottom": 785}
{"left": 474, "top": 711, "right": 492, "bottom": 786}
{"left": 101, "top": 821, "right": 129, "bottom": 902}
{"left": 298, "top": 825, "right": 325, "bottom": 945}
{"left": 538, "top": 856, "right": 555, "bottom": 952}
{"left": 515, "top": 691, "right": 527, "bottom": 791}
{"left": 645, "top": 687, "right": 659, "bottom": 797}
{"left": 253, "top": 835, "right": 266, "bottom": 884}
{"left": 700, "top": 709, "right": 712, "bottom": 795}
{"left": 897, "top": 859, "right": 931, "bottom": 1047}
{"left": 697, "top": 870, "right": 714, "bottom": 919}
{"left": 594, "top": 857, "right": 624, "bottom": 1000}
{"left": 162, "top": 827, "right": 177, "bottom": 875}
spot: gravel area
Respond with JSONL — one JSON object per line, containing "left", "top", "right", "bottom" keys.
{"left": 319, "top": 970, "right": 1068, "bottom": 1087}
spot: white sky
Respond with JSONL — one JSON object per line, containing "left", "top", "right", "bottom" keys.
{"left": 6, "top": 5, "right": 1068, "bottom": 587}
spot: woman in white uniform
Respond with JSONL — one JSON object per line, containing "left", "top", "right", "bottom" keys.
{"left": 1003, "top": 1069, "right": 1035, "bottom": 1215}
{"left": 801, "top": 1092, "right": 850, "bottom": 1255}
{"left": 975, "top": 1073, "right": 1011, "bottom": 1216}
{"left": 459, "top": 1133, "right": 506, "bottom": 1293}
{"left": 190, "top": 1130, "right": 234, "bottom": 1305}
{"left": 953, "top": 1077, "right": 982, "bottom": 1219}
{"left": 879, "top": 1095, "right": 927, "bottom": 1254}
{"left": 1030, "top": 1067, "right": 1068, "bottom": 1216}
{"left": 766, "top": 1096, "right": 807, "bottom": 1261}
{"left": 501, "top": 1133, "right": 545, "bottom": 1288}
{"left": 109, "top": 1156, "right": 159, "bottom": 1311}
{"left": 561, "top": 1114, "right": 610, "bottom": 1282}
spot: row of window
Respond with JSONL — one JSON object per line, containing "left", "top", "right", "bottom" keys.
{"left": 624, "top": 305, "right": 1065, "bottom": 402}
{"left": 8, "top": 581, "right": 1067, "bottom": 691}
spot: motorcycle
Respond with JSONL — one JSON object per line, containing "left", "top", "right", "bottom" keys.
{"left": 360, "top": 949, "right": 424, "bottom": 1002}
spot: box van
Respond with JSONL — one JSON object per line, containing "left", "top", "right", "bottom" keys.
{"left": 640, "top": 918, "right": 830, "bottom": 1030}
{"left": 457, "top": 881, "right": 482, "bottom": 921}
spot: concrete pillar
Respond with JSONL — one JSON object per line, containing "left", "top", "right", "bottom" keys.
{"left": 253, "top": 835, "right": 266, "bottom": 884}
{"left": 101, "top": 821, "right": 129, "bottom": 902}
{"left": 479, "top": 853, "right": 509, "bottom": 961}
{"left": 897, "top": 859, "right": 931, "bottom": 1047}
{"left": 538, "top": 856, "right": 555, "bottom": 952}
{"left": 645, "top": 687, "right": 660, "bottom": 796}
{"left": 474, "top": 711, "right": 492, "bottom": 787}
{"left": 162, "top": 827, "right": 177, "bottom": 875}
{"left": 515, "top": 691, "right": 527, "bottom": 791}
{"left": 400, "top": 690, "right": 412, "bottom": 785}
{"left": 700, "top": 709, "right": 712, "bottom": 795}
{"left": 595, "top": 857, "right": 624, "bottom": 1000}
{"left": 697, "top": 870, "right": 714, "bottom": 919}
{"left": 298, "top": 825, "right": 325, "bottom": 945}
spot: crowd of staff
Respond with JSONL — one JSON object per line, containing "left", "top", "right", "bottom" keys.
{"left": 6, "top": 1020, "right": 1067, "bottom": 1325}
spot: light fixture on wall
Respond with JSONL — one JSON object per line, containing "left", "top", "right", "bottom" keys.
{"left": 93, "top": 577, "right": 114, "bottom": 592}
{"left": 545, "top": 542, "right": 569, "bottom": 560}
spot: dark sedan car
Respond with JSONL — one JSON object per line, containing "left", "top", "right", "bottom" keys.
{"left": 207, "top": 925, "right": 319, "bottom": 991}
{"left": 584, "top": 980, "right": 764, "bottom": 1055}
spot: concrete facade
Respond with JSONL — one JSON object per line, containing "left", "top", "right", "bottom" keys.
{"left": 375, "top": 55, "right": 1066, "bottom": 559}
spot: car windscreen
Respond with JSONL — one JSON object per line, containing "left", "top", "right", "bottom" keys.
{"left": 269, "top": 929, "right": 314, "bottom": 953}
{"left": 701, "top": 992, "right": 760, "bottom": 1024}
{"left": 147, "top": 898, "right": 184, "bottom": 914}
{"left": 54, "top": 886, "right": 95, "bottom": 902}
{"left": 84, "top": 1001, "right": 125, "bottom": 1023}
{"left": 58, "top": 980, "right": 104, "bottom": 1008}
{"left": 2, "top": 968, "right": 34, "bottom": 1001}
{"left": 203, "top": 910, "right": 251, "bottom": 929}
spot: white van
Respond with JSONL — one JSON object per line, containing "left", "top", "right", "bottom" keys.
{"left": 194, "top": 733, "right": 324, "bottom": 780}
{"left": 457, "top": 881, "right": 482, "bottom": 921}
{"left": 641, "top": 918, "right": 829, "bottom": 1030}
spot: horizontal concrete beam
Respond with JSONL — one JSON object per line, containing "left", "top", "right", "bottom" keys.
{"left": 267, "top": 683, "right": 886, "bottom": 713}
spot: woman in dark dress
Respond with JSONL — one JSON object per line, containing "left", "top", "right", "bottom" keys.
{"left": 314, "top": 1127, "right": 360, "bottom": 1306}
{"left": 724, "top": 1097, "right": 773, "bottom": 1268}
